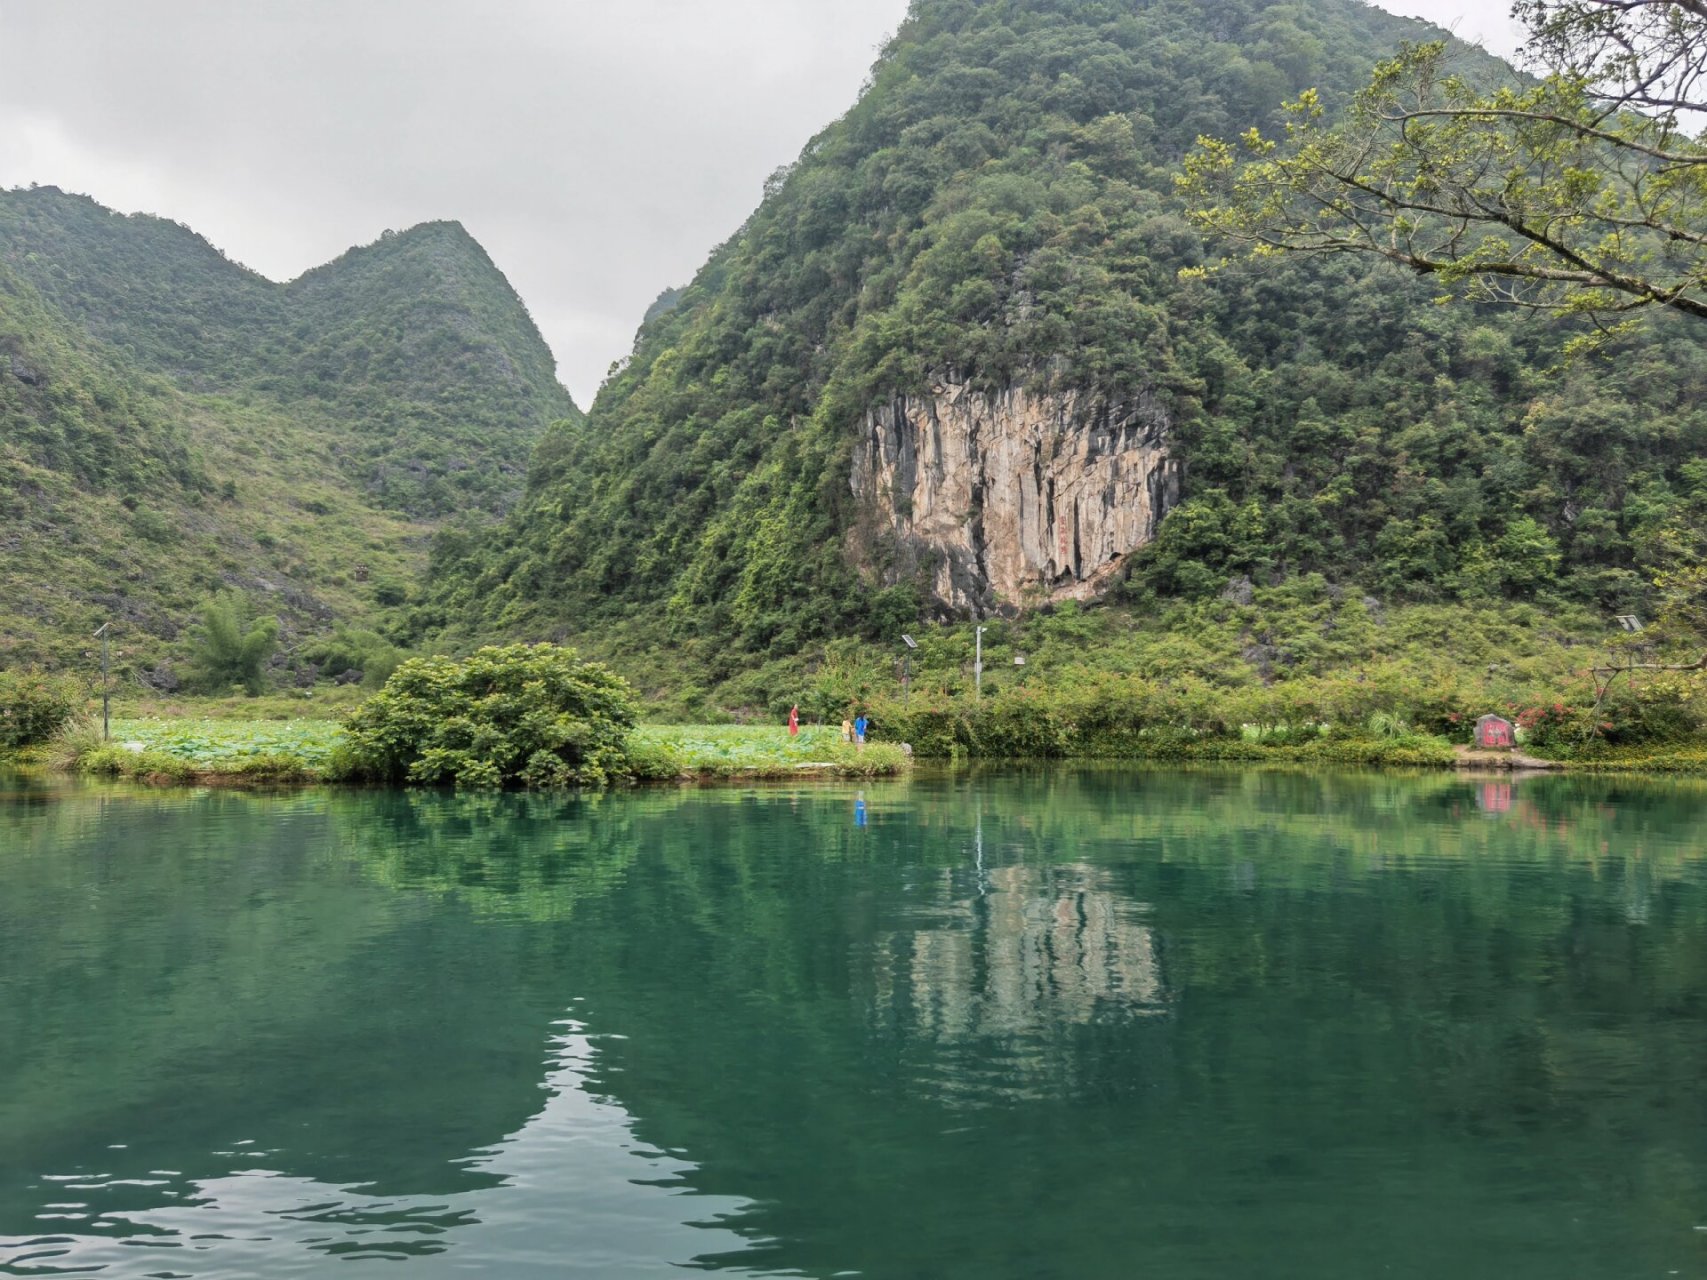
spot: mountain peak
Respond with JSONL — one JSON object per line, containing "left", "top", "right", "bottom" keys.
{"left": 0, "top": 187, "right": 577, "bottom": 518}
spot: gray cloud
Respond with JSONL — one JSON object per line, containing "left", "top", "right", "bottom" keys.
{"left": 0, "top": 1, "right": 1523, "bottom": 406}
{"left": 0, "top": 0, "right": 912, "bottom": 404}
{"left": 1374, "top": 0, "right": 1524, "bottom": 56}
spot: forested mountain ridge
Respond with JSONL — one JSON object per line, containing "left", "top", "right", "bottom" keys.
{"left": 0, "top": 187, "right": 579, "bottom": 517}
{"left": 0, "top": 254, "right": 428, "bottom": 672}
{"left": 424, "top": 0, "right": 1704, "bottom": 690}
{"left": 0, "top": 189, "right": 579, "bottom": 672}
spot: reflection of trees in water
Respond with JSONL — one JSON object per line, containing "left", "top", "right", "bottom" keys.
{"left": 0, "top": 784, "right": 620, "bottom": 1226}
{"left": 328, "top": 786, "right": 731, "bottom": 922}
{"left": 868, "top": 863, "right": 1166, "bottom": 1103}
{"left": 921, "top": 771, "right": 1707, "bottom": 936}
{"left": 328, "top": 788, "right": 645, "bottom": 921}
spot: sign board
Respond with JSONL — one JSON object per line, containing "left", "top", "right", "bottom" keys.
{"left": 1476, "top": 714, "right": 1515, "bottom": 750}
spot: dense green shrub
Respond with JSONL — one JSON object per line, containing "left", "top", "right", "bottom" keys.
{"left": 334, "top": 644, "right": 640, "bottom": 789}
{"left": 301, "top": 626, "right": 403, "bottom": 689}
{"left": 623, "top": 735, "right": 690, "bottom": 781}
{"left": 1512, "top": 701, "right": 1592, "bottom": 749}
{"left": 876, "top": 674, "right": 1469, "bottom": 766}
{"left": 878, "top": 684, "right": 1464, "bottom": 765}
{"left": 883, "top": 704, "right": 968, "bottom": 758}
{"left": 1598, "top": 677, "right": 1706, "bottom": 745}
{"left": 0, "top": 670, "right": 82, "bottom": 749}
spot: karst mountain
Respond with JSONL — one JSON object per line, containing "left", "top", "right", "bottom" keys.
{"left": 423, "top": 0, "right": 1701, "bottom": 685}
{"left": 0, "top": 186, "right": 578, "bottom": 665}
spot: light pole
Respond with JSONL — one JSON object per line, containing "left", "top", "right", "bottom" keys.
{"left": 974, "top": 625, "right": 987, "bottom": 697}
{"left": 901, "top": 633, "right": 917, "bottom": 707}
{"left": 93, "top": 622, "right": 111, "bottom": 742}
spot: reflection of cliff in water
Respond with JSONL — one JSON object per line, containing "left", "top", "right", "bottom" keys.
{"left": 870, "top": 863, "right": 1167, "bottom": 1104}
{"left": 875, "top": 860, "right": 1159, "bottom": 1043}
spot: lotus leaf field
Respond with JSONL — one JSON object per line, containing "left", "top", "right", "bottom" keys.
{"left": 110, "top": 718, "right": 345, "bottom": 771}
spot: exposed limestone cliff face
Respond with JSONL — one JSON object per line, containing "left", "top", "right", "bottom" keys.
{"left": 851, "top": 380, "right": 1179, "bottom": 614}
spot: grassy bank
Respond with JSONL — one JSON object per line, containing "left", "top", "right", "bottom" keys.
{"left": 1532, "top": 742, "right": 1707, "bottom": 773}
{"left": 632, "top": 725, "right": 909, "bottom": 780}
{"left": 57, "top": 718, "right": 909, "bottom": 786}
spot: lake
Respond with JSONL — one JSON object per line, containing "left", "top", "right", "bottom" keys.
{"left": 1, "top": 767, "right": 1704, "bottom": 1278}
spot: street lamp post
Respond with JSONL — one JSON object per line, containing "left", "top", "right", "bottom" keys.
{"left": 901, "top": 633, "right": 917, "bottom": 708}
{"left": 974, "top": 625, "right": 987, "bottom": 697}
{"left": 93, "top": 622, "right": 111, "bottom": 742}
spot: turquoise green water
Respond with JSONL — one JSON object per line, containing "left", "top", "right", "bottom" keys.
{"left": 1, "top": 767, "right": 1704, "bottom": 1278}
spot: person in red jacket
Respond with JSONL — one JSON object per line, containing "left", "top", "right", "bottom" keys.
{"left": 787, "top": 705, "right": 800, "bottom": 737}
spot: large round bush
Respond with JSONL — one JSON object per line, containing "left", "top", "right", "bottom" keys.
{"left": 336, "top": 644, "right": 640, "bottom": 788}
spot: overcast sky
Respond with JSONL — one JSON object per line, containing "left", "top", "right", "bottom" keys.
{"left": 0, "top": 0, "right": 1524, "bottom": 407}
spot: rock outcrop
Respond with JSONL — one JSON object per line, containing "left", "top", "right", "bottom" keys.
{"left": 851, "top": 379, "right": 1179, "bottom": 613}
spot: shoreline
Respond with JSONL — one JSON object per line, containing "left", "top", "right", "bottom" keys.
{"left": 16, "top": 741, "right": 1707, "bottom": 790}
{"left": 52, "top": 758, "right": 915, "bottom": 788}
{"left": 12, "top": 710, "right": 1704, "bottom": 789}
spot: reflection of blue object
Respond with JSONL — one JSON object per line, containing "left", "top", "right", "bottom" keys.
{"left": 855, "top": 795, "right": 867, "bottom": 828}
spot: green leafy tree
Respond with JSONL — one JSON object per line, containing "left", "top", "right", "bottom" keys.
{"left": 1496, "top": 516, "right": 1564, "bottom": 594}
{"left": 1179, "top": 1, "right": 1707, "bottom": 328}
{"left": 1374, "top": 516, "right": 1454, "bottom": 597}
{"left": 1644, "top": 459, "right": 1707, "bottom": 645}
{"left": 335, "top": 644, "right": 640, "bottom": 789}
{"left": 188, "top": 594, "right": 279, "bottom": 696}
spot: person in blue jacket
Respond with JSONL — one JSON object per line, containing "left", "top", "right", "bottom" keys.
{"left": 853, "top": 713, "right": 868, "bottom": 747}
